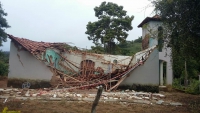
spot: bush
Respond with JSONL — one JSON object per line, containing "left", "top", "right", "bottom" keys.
{"left": 185, "top": 79, "right": 200, "bottom": 94}
{"left": 0, "top": 60, "right": 9, "bottom": 76}
{"left": 118, "top": 84, "right": 159, "bottom": 93}
{"left": 0, "top": 50, "right": 9, "bottom": 76}
{"left": 172, "top": 78, "right": 184, "bottom": 90}
{"left": 172, "top": 78, "right": 200, "bottom": 94}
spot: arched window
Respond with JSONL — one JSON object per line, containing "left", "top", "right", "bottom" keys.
{"left": 80, "top": 60, "right": 95, "bottom": 76}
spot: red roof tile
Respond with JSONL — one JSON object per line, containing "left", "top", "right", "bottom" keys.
{"left": 137, "top": 15, "right": 161, "bottom": 28}
{"left": 7, "top": 34, "right": 66, "bottom": 54}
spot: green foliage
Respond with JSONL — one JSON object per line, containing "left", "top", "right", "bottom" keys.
{"left": 152, "top": 0, "right": 200, "bottom": 79}
{"left": 89, "top": 43, "right": 105, "bottom": 54}
{"left": 0, "top": 2, "right": 10, "bottom": 76}
{"left": 0, "top": 60, "right": 8, "bottom": 76}
{"left": 0, "top": 50, "right": 9, "bottom": 76}
{"left": 152, "top": 0, "right": 200, "bottom": 56}
{"left": 185, "top": 79, "right": 200, "bottom": 94}
{"left": 0, "top": 2, "right": 10, "bottom": 46}
{"left": 85, "top": 1, "right": 134, "bottom": 54}
{"left": 89, "top": 37, "right": 142, "bottom": 55}
{"left": 133, "top": 36, "right": 142, "bottom": 43}
{"left": 172, "top": 78, "right": 184, "bottom": 90}
{"left": 116, "top": 39, "right": 141, "bottom": 55}
{"left": 172, "top": 78, "right": 200, "bottom": 94}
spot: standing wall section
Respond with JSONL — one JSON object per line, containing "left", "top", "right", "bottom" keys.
{"left": 120, "top": 48, "right": 159, "bottom": 86}
{"left": 8, "top": 41, "right": 53, "bottom": 80}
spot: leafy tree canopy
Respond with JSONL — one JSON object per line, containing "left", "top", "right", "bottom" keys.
{"left": 0, "top": 2, "right": 10, "bottom": 46}
{"left": 152, "top": 0, "right": 200, "bottom": 79}
{"left": 152, "top": 0, "right": 200, "bottom": 58}
{"left": 85, "top": 1, "right": 134, "bottom": 53}
{"left": 89, "top": 37, "right": 142, "bottom": 56}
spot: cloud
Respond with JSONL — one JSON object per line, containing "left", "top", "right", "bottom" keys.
{"left": 0, "top": 0, "right": 154, "bottom": 51}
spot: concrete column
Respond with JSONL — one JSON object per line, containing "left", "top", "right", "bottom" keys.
{"left": 160, "top": 61, "right": 163, "bottom": 85}
{"left": 166, "top": 61, "right": 173, "bottom": 85}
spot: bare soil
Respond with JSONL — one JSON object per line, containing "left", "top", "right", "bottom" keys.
{"left": 0, "top": 78, "right": 200, "bottom": 113}
{"left": 0, "top": 77, "right": 7, "bottom": 88}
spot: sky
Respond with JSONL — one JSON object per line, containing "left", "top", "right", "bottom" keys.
{"left": 0, "top": 0, "right": 154, "bottom": 51}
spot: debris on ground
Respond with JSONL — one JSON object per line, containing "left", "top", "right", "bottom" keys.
{"left": 0, "top": 88, "right": 182, "bottom": 106}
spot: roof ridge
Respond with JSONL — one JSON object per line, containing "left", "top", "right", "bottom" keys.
{"left": 7, "top": 34, "right": 66, "bottom": 55}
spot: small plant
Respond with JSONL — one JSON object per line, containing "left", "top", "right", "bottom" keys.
{"left": 185, "top": 79, "right": 200, "bottom": 94}
{"left": 173, "top": 78, "right": 200, "bottom": 94}
{"left": 172, "top": 78, "right": 184, "bottom": 90}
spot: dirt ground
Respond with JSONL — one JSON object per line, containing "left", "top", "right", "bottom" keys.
{"left": 0, "top": 77, "right": 7, "bottom": 88}
{"left": 0, "top": 78, "right": 200, "bottom": 113}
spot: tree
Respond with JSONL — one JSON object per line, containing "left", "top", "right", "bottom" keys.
{"left": 0, "top": 2, "right": 10, "bottom": 76}
{"left": 0, "top": 2, "right": 10, "bottom": 46}
{"left": 152, "top": 0, "right": 200, "bottom": 79}
{"left": 0, "top": 50, "right": 9, "bottom": 76}
{"left": 89, "top": 43, "right": 105, "bottom": 54}
{"left": 85, "top": 1, "right": 134, "bottom": 54}
{"left": 152, "top": 0, "right": 200, "bottom": 58}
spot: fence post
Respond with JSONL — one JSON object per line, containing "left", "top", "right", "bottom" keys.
{"left": 91, "top": 86, "right": 103, "bottom": 113}
{"left": 199, "top": 75, "right": 200, "bottom": 92}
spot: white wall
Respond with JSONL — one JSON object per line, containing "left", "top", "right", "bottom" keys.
{"left": 8, "top": 41, "right": 53, "bottom": 80}
{"left": 63, "top": 52, "right": 132, "bottom": 74}
{"left": 142, "top": 21, "right": 162, "bottom": 39}
{"left": 121, "top": 48, "right": 159, "bottom": 85}
{"left": 141, "top": 20, "right": 173, "bottom": 85}
{"left": 159, "top": 46, "right": 173, "bottom": 85}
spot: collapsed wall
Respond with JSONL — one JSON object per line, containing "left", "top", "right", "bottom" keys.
{"left": 7, "top": 34, "right": 156, "bottom": 90}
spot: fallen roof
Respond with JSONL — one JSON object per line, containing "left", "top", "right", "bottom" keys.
{"left": 7, "top": 34, "right": 66, "bottom": 54}
{"left": 7, "top": 34, "right": 157, "bottom": 91}
{"left": 137, "top": 15, "right": 161, "bottom": 28}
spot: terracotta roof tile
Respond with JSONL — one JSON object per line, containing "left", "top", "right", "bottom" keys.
{"left": 7, "top": 34, "right": 66, "bottom": 54}
{"left": 137, "top": 15, "right": 161, "bottom": 28}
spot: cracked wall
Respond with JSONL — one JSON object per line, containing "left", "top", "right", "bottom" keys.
{"left": 8, "top": 41, "right": 53, "bottom": 80}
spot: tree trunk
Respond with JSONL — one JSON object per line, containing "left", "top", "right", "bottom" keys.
{"left": 184, "top": 61, "right": 188, "bottom": 87}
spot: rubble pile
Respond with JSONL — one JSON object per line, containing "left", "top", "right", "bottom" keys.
{"left": 0, "top": 88, "right": 182, "bottom": 106}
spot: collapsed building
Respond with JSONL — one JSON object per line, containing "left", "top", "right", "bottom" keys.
{"left": 7, "top": 15, "right": 173, "bottom": 91}
{"left": 7, "top": 34, "right": 157, "bottom": 91}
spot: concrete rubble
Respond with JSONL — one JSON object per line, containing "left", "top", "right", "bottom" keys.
{"left": 0, "top": 88, "right": 182, "bottom": 106}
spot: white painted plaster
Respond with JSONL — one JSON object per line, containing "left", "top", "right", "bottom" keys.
{"left": 121, "top": 48, "right": 159, "bottom": 85}
{"left": 142, "top": 21, "right": 162, "bottom": 39}
{"left": 63, "top": 52, "right": 131, "bottom": 74}
{"left": 159, "top": 47, "right": 173, "bottom": 85}
{"left": 141, "top": 20, "right": 173, "bottom": 85}
{"left": 8, "top": 41, "right": 53, "bottom": 80}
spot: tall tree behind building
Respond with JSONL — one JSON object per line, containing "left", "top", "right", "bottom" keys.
{"left": 0, "top": 2, "right": 10, "bottom": 46}
{"left": 85, "top": 1, "right": 134, "bottom": 54}
{"left": 0, "top": 2, "right": 10, "bottom": 76}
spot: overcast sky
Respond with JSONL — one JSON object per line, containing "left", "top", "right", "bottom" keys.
{"left": 0, "top": 0, "right": 154, "bottom": 51}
